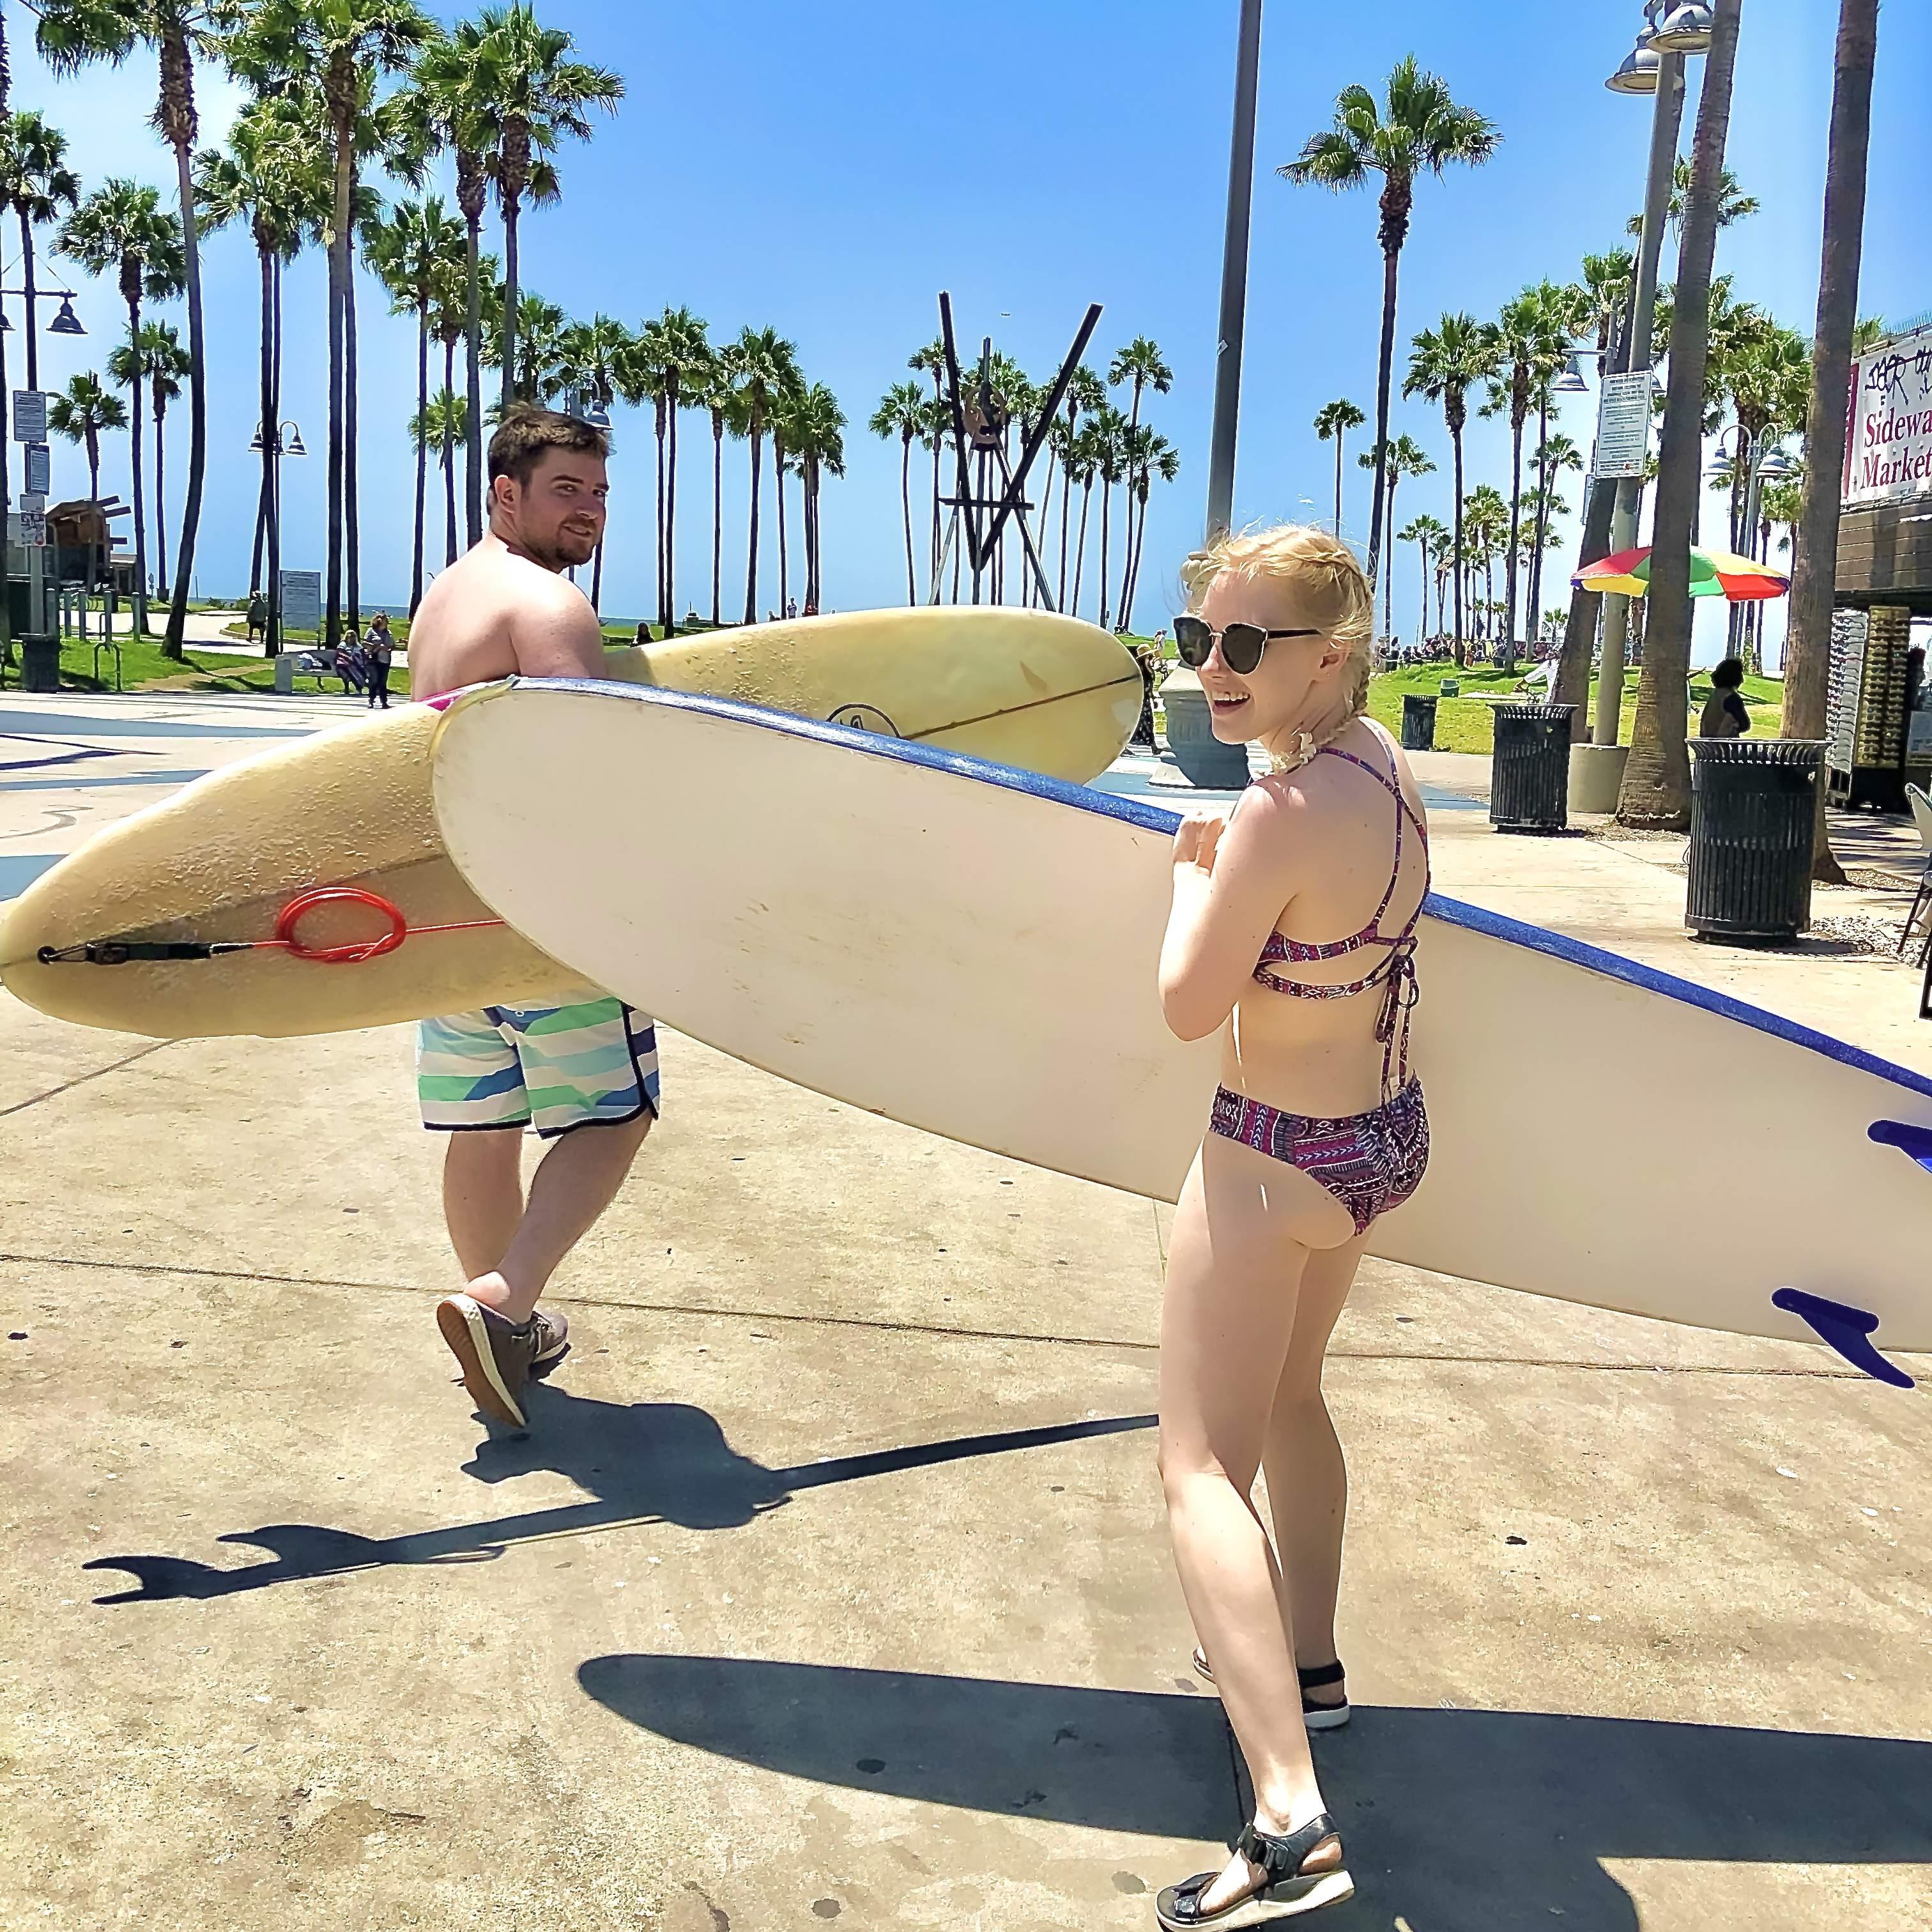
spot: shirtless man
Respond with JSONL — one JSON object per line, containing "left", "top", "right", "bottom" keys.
{"left": 410, "top": 408, "right": 658, "bottom": 1429}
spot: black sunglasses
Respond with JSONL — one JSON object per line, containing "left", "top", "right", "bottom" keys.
{"left": 1173, "top": 614, "right": 1321, "bottom": 676}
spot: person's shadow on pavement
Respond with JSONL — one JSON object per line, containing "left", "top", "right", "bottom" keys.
{"left": 578, "top": 1654, "right": 1932, "bottom": 1930}
{"left": 82, "top": 1380, "right": 1154, "bottom": 1603}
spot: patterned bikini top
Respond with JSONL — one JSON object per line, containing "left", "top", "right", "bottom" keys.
{"left": 1250, "top": 739, "right": 1430, "bottom": 1091}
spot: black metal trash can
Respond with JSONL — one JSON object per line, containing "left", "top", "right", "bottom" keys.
{"left": 19, "top": 632, "right": 59, "bottom": 694}
{"left": 1489, "top": 703, "right": 1575, "bottom": 832}
{"left": 1687, "top": 738, "right": 1824, "bottom": 942}
{"left": 1400, "top": 692, "right": 1438, "bottom": 752}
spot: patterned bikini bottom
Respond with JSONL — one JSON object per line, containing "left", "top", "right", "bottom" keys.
{"left": 1208, "top": 1077, "right": 1430, "bottom": 1238}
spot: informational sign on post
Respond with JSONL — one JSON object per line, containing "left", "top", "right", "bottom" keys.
{"left": 1844, "top": 322, "right": 1932, "bottom": 506}
{"left": 9, "top": 511, "right": 47, "bottom": 546}
{"left": 1591, "top": 372, "right": 1654, "bottom": 480}
{"left": 18, "top": 491, "right": 44, "bottom": 516}
{"left": 279, "top": 569, "right": 321, "bottom": 635}
{"left": 24, "top": 443, "right": 50, "bottom": 494}
{"left": 12, "top": 390, "right": 47, "bottom": 443}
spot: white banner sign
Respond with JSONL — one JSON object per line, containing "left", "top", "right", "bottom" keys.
{"left": 1844, "top": 323, "right": 1932, "bottom": 505}
{"left": 12, "top": 390, "right": 47, "bottom": 442}
{"left": 1591, "top": 371, "right": 1654, "bottom": 480}
{"left": 279, "top": 569, "right": 321, "bottom": 634}
{"left": 10, "top": 511, "right": 47, "bottom": 547}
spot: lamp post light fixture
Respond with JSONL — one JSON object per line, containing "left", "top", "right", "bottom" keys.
{"left": 252, "top": 418, "right": 306, "bottom": 656}
{"left": 1650, "top": 3, "right": 1715, "bottom": 53}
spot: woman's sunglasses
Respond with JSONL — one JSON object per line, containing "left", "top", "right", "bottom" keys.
{"left": 1172, "top": 614, "right": 1321, "bottom": 677}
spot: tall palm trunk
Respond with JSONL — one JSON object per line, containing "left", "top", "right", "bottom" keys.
{"left": 325, "top": 85, "right": 353, "bottom": 653}
{"left": 266, "top": 254, "right": 284, "bottom": 656}
{"left": 1618, "top": 0, "right": 1742, "bottom": 829}
{"left": 898, "top": 429, "right": 915, "bottom": 604}
{"left": 664, "top": 382, "right": 680, "bottom": 634}
{"left": 1331, "top": 428, "right": 1345, "bottom": 531}
{"left": 1449, "top": 412, "right": 1467, "bottom": 666}
{"left": 654, "top": 392, "right": 668, "bottom": 629}
{"left": 410, "top": 301, "right": 429, "bottom": 616}
{"left": 346, "top": 254, "right": 362, "bottom": 627}
{"left": 123, "top": 282, "right": 150, "bottom": 638}
{"left": 457, "top": 148, "right": 486, "bottom": 546}
{"left": 1526, "top": 395, "right": 1552, "bottom": 640}
{"left": 591, "top": 539, "right": 603, "bottom": 612}
{"left": 498, "top": 123, "right": 530, "bottom": 418}
{"left": 1381, "top": 474, "right": 1398, "bottom": 641}
{"left": 1783, "top": 0, "right": 1874, "bottom": 880}
{"left": 774, "top": 432, "right": 790, "bottom": 613}
{"left": 1367, "top": 171, "right": 1413, "bottom": 588}
{"left": 710, "top": 408, "right": 723, "bottom": 626}
{"left": 743, "top": 416, "right": 763, "bottom": 624}
{"left": 1098, "top": 482, "right": 1112, "bottom": 630}
{"left": 1503, "top": 387, "right": 1526, "bottom": 663}
{"left": 1416, "top": 533, "right": 1429, "bottom": 641}
{"left": 153, "top": 393, "right": 169, "bottom": 600}
{"left": 84, "top": 428, "right": 100, "bottom": 501}
{"left": 1123, "top": 484, "right": 1151, "bottom": 624}
{"left": 17, "top": 205, "right": 39, "bottom": 388}
{"left": 160, "top": 28, "right": 205, "bottom": 661}
{"left": 1073, "top": 479, "right": 1093, "bottom": 618}
{"left": 441, "top": 336, "right": 459, "bottom": 565}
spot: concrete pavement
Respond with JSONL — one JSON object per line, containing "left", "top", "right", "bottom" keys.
{"left": 3, "top": 697, "right": 1930, "bottom": 1929}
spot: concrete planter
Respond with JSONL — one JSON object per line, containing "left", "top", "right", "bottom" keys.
{"left": 1158, "top": 665, "right": 1251, "bottom": 788}
{"left": 1568, "top": 742, "right": 1629, "bottom": 815}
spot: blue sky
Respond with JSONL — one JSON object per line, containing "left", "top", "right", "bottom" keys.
{"left": 12, "top": 0, "right": 1928, "bottom": 664}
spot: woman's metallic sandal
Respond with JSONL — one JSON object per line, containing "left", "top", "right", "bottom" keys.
{"left": 1155, "top": 1815, "right": 1354, "bottom": 1926}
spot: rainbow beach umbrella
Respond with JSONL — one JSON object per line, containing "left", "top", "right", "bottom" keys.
{"left": 1571, "top": 544, "right": 1789, "bottom": 601}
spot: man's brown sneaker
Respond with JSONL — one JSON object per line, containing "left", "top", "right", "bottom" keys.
{"left": 436, "top": 1296, "right": 569, "bottom": 1427}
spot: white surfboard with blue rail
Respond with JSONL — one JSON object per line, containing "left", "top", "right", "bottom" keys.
{"left": 431, "top": 679, "right": 1932, "bottom": 1387}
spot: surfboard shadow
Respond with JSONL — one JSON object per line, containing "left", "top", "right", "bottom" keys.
{"left": 576, "top": 1656, "right": 1932, "bottom": 1928}
{"left": 82, "top": 1396, "right": 1155, "bottom": 1604}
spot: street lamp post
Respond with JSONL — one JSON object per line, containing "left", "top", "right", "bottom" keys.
{"left": 251, "top": 418, "right": 306, "bottom": 657}
{"left": 1593, "top": 2, "right": 1712, "bottom": 751}
{"left": 1205, "top": 0, "right": 1263, "bottom": 541}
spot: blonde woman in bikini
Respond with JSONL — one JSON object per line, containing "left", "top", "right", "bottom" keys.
{"left": 1153, "top": 526, "right": 1429, "bottom": 1926}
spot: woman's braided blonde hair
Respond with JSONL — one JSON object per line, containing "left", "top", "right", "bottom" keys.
{"left": 1179, "top": 523, "right": 1377, "bottom": 725}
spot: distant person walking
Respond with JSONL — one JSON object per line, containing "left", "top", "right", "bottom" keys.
{"left": 246, "top": 592, "right": 268, "bottom": 646}
{"left": 1699, "top": 657, "right": 1750, "bottom": 739}
{"left": 365, "top": 613, "right": 395, "bottom": 709}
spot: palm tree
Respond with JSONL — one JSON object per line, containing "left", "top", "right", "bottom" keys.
{"left": 59, "top": 181, "right": 183, "bottom": 638}
{"left": 1620, "top": 0, "right": 1743, "bottom": 830}
{"left": 1312, "top": 398, "right": 1365, "bottom": 533}
{"left": 1122, "top": 431, "right": 1178, "bottom": 628}
{"left": 871, "top": 379, "right": 926, "bottom": 606}
{"left": 908, "top": 337, "right": 948, "bottom": 590}
{"left": 1782, "top": 0, "right": 1876, "bottom": 880}
{"left": 109, "top": 321, "right": 190, "bottom": 602}
{"left": 787, "top": 382, "right": 845, "bottom": 611}
{"left": 1481, "top": 284, "right": 1570, "bottom": 661}
{"left": 1627, "top": 155, "right": 1759, "bottom": 240}
{"left": 1089, "top": 405, "right": 1128, "bottom": 630}
{"left": 1402, "top": 312, "right": 1494, "bottom": 663}
{"left": 554, "top": 309, "right": 631, "bottom": 609}
{"left": 409, "top": 386, "right": 466, "bottom": 572}
{"left": 194, "top": 94, "right": 329, "bottom": 630}
{"left": 694, "top": 350, "right": 740, "bottom": 627}
{"left": 1397, "top": 512, "right": 1449, "bottom": 646}
{"left": 1579, "top": 249, "right": 1635, "bottom": 376}
{"left": 1526, "top": 429, "right": 1583, "bottom": 656}
{"left": 728, "top": 326, "right": 799, "bottom": 624}
{"left": 1361, "top": 435, "right": 1434, "bottom": 643}
{"left": 487, "top": 288, "right": 565, "bottom": 402}
{"left": 1108, "top": 335, "right": 1171, "bottom": 608}
{"left": 367, "top": 194, "right": 465, "bottom": 615}
{"left": 0, "top": 112, "right": 80, "bottom": 390}
{"left": 1282, "top": 56, "right": 1499, "bottom": 590}
{"left": 36, "top": 0, "right": 230, "bottom": 661}
{"left": 1462, "top": 484, "right": 1508, "bottom": 644}
{"left": 49, "top": 372, "right": 126, "bottom": 502}
{"left": 1850, "top": 315, "right": 1888, "bottom": 356}
{"left": 461, "top": 4, "right": 623, "bottom": 420}
{"left": 1069, "top": 421, "right": 1103, "bottom": 621}
{"left": 226, "top": 0, "right": 436, "bottom": 651}
{"left": 622, "top": 305, "right": 711, "bottom": 632}
{"left": 1055, "top": 364, "right": 1106, "bottom": 610}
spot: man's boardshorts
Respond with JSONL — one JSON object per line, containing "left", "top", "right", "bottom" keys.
{"left": 417, "top": 997, "right": 661, "bottom": 1137}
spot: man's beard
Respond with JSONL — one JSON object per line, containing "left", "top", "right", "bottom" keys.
{"left": 530, "top": 527, "right": 600, "bottom": 571}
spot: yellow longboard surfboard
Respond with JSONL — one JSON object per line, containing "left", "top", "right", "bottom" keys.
{"left": 0, "top": 608, "right": 1142, "bottom": 1038}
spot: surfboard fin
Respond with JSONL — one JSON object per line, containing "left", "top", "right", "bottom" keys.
{"left": 1869, "top": 1119, "right": 1932, "bottom": 1173}
{"left": 1771, "top": 1289, "right": 1915, "bottom": 1390}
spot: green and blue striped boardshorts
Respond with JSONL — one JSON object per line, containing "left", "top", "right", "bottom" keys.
{"left": 417, "top": 997, "right": 661, "bottom": 1137}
